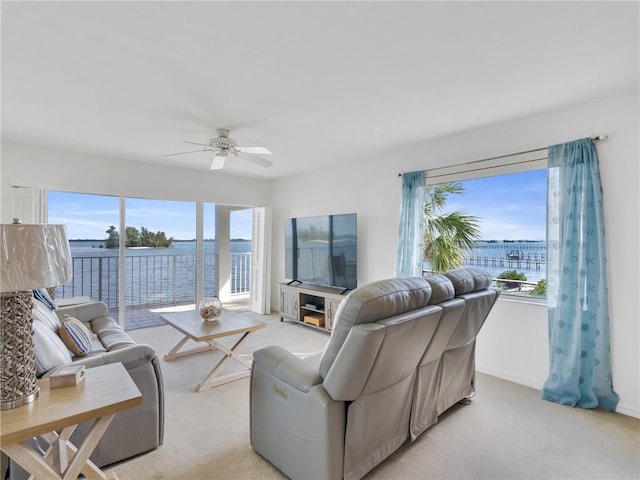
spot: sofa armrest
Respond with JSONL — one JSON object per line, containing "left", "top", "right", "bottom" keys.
{"left": 56, "top": 301, "right": 109, "bottom": 322}
{"left": 252, "top": 345, "right": 322, "bottom": 393}
{"left": 251, "top": 347, "right": 345, "bottom": 480}
{"left": 49, "top": 343, "right": 158, "bottom": 374}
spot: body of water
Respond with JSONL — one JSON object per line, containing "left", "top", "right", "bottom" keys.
{"left": 62, "top": 240, "right": 252, "bottom": 308}
{"left": 64, "top": 239, "right": 547, "bottom": 307}
{"left": 69, "top": 239, "right": 252, "bottom": 255}
{"left": 424, "top": 240, "right": 547, "bottom": 284}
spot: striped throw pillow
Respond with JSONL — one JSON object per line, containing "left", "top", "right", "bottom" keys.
{"left": 59, "top": 320, "right": 92, "bottom": 357}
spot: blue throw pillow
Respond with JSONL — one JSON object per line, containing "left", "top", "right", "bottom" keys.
{"left": 33, "top": 288, "right": 57, "bottom": 310}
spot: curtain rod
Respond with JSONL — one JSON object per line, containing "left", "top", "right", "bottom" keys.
{"left": 398, "top": 134, "right": 608, "bottom": 177}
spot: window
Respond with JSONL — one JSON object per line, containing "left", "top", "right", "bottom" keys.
{"left": 48, "top": 191, "right": 121, "bottom": 307}
{"left": 48, "top": 191, "right": 257, "bottom": 328}
{"left": 124, "top": 197, "right": 196, "bottom": 307}
{"left": 424, "top": 156, "right": 548, "bottom": 300}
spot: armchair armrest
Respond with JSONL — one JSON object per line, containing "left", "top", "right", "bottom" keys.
{"left": 252, "top": 345, "right": 322, "bottom": 393}
{"left": 56, "top": 301, "right": 109, "bottom": 322}
{"left": 251, "top": 346, "right": 345, "bottom": 480}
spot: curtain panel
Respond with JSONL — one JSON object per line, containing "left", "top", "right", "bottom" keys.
{"left": 542, "top": 138, "right": 618, "bottom": 411}
{"left": 395, "top": 171, "right": 426, "bottom": 278}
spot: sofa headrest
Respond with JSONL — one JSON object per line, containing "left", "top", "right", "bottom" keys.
{"left": 424, "top": 274, "right": 455, "bottom": 304}
{"left": 443, "top": 267, "right": 493, "bottom": 295}
{"left": 319, "top": 277, "right": 432, "bottom": 378}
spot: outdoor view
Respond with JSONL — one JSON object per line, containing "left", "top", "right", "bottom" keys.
{"left": 423, "top": 168, "right": 547, "bottom": 298}
{"left": 50, "top": 166, "right": 547, "bottom": 317}
{"left": 48, "top": 193, "right": 254, "bottom": 312}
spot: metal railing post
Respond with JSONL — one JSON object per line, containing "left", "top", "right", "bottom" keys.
{"left": 98, "top": 257, "right": 103, "bottom": 301}
{"left": 173, "top": 255, "right": 177, "bottom": 304}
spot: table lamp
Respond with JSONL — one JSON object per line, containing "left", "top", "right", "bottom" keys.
{"left": 0, "top": 220, "right": 72, "bottom": 410}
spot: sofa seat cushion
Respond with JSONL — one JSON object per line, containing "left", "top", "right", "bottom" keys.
{"left": 89, "top": 338, "right": 107, "bottom": 354}
{"left": 90, "top": 316, "right": 120, "bottom": 333}
{"left": 89, "top": 316, "right": 135, "bottom": 350}
{"left": 99, "top": 329, "right": 136, "bottom": 351}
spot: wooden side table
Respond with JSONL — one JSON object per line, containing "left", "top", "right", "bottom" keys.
{"left": 0, "top": 362, "right": 142, "bottom": 480}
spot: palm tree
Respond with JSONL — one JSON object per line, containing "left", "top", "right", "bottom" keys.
{"left": 423, "top": 183, "right": 481, "bottom": 273}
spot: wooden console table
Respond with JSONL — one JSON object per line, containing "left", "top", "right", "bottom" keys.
{"left": 0, "top": 363, "right": 142, "bottom": 480}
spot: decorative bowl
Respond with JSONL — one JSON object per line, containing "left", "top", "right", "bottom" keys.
{"left": 199, "top": 297, "right": 222, "bottom": 321}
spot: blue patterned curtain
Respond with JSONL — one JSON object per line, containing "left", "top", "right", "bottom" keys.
{"left": 542, "top": 138, "right": 619, "bottom": 411}
{"left": 395, "top": 171, "right": 426, "bottom": 278}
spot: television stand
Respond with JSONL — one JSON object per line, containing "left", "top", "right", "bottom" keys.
{"left": 279, "top": 282, "right": 348, "bottom": 332}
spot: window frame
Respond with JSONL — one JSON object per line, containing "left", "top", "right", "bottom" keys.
{"left": 424, "top": 150, "right": 548, "bottom": 304}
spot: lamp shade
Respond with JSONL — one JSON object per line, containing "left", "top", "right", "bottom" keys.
{"left": 0, "top": 224, "right": 72, "bottom": 292}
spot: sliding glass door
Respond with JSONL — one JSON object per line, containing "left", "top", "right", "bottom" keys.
{"left": 48, "top": 191, "right": 259, "bottom": 329}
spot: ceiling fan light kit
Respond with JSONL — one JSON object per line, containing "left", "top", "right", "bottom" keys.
{"left": 164, "top": 128, "right": 273, "bottom": 170}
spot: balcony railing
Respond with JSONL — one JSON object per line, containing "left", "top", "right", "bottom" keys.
{"left": 57, "top": 252, "right": 251, "bottom": 308}
{"left": 422, "top": 269, "right": 545, "bottom": 299}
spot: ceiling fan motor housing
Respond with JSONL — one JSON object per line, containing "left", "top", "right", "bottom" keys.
{"left": 210, "top": 128, "right": 236, "bottom": 150}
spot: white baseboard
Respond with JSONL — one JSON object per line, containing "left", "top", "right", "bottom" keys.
{"left": 476, "top": 364, "right": 544, "bottom": 391}
{"left": 477, "top": 365, "right": 640, "bottom": 419}
{"left": 615, "top": 402, "right": 640, "bottom": 419}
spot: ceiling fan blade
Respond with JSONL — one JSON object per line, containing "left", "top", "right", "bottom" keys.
{"left": 163, "top": 148, "right": 213, "bottom": 157}
{"left": 244, "top": 154, "right": 273, "bottom": 168}
{"left": 236, "top": 146, "right": 272, "bottom": 155}
{"left": 210, "top": 154, "right": 227, "bottom": 170}
{"left": 185, "top": 140, "right": 211, "bottom": 147}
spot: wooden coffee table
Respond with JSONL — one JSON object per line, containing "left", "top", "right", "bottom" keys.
{"left": 160, "top": 309, "right": 266, "bottom": 392}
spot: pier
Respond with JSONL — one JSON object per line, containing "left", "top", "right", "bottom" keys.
{"left": 463, "top": 254, "right": 545, "bottom": 271}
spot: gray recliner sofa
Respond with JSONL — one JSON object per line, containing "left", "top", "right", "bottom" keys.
{"left": 250, "top": 267, "right": 499, "bottom": 480}
{"left": 8, "top": 299, "right": 164, "bottom": 480}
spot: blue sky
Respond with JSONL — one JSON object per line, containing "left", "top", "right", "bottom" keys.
{"left": 441, "top": 169, "right": 547, "bottom": 241}
{"left": 49, "top": 168, "right": 546, "bottom": 241}
{"left": 48, "top": 192, "right": 254, "bottom": 240}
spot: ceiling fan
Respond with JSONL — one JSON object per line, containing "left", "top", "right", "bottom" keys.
{"left": 164, "top": 128, "right": 273, "bottom": 170}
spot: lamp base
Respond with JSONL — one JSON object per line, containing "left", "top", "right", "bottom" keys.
{"left": 0, "top": 387, "right": 39, "bottom": 410}
{"left": 1, "top": 291, "right": 40, "bottom": 410}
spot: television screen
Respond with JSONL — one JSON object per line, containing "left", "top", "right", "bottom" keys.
{"left": 285, "top": 213, "right": 357, "bottom": 290}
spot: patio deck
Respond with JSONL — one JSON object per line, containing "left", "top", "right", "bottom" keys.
{"left": 110, "top": 294, "right": 251, "bottom": 331}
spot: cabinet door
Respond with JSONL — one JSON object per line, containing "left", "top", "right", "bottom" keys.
{"left": 325, "top": 296, "right": 344, "bottom": 331}
{"left": 280, "top": 286, "right": 299, "bottom": 321}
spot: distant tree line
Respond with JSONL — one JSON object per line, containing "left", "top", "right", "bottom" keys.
{"left": 298, "top": 225, "right": 328, "bottom": 242}
{"left": 105, "top": 226, "right": 174, "bottom": 248}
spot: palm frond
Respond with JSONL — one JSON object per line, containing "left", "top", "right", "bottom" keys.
{"left": 423, "top": 183, "right": 482, "bottom": 273}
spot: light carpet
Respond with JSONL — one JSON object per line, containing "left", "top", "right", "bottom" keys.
{"left": 114, "top": 312, "right": 639, "bottom": 480}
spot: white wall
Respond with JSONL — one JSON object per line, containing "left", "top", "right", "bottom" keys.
{"left": 1, "top": 141, "right": 272, "bottom": 221}
{"left": 270, "top": 87, "right": 639, "bottom": 417}
{"left": 2, "top": 88, "right": 637, "bottom": 417}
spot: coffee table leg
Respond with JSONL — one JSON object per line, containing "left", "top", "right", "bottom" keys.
{"left": 164, "top": 335, "right": 216, "bottom": 360}
{"left": 195, "top": 332, "right": 254, "bottom": 392}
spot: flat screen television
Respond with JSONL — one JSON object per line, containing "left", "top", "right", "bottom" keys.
{"left": 285, "top": 213, "right": 357, "bottom": 290}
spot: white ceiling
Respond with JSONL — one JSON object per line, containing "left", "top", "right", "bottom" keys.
{"left": 2, "top": 1, "right": 638, "bottom": 179}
